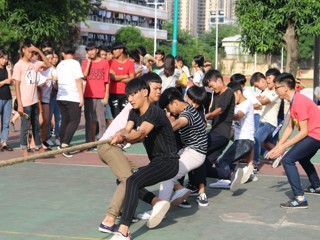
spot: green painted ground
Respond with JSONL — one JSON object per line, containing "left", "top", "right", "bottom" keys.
{"left": 0, "top": 163, "right": 320, "bottom": 240}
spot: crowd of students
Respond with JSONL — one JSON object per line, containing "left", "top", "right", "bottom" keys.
{"left": 1, "top": 41, "right": 320, "bottom": 240}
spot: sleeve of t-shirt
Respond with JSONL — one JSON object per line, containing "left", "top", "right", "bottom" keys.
{"left": 293, "top": 95, "right": 309, "bottom": 122}
{"left": 193, "top": 72, "right": 201, "bottom": 85}
{"left": 74, "top": 61, "right": 84, "bottom": 79}
{"left": 104, "top": 60, "right": 110, "bottom": 84}
{"left": 81, "top": 59, "right": 88, "bottom": 73}
{"left": 244, "top": 88, "right": 260, "bottom": 105}
{"left": 12, "top": 62, "right": 21, "bottom": 81}
{"left": 180, "top": 110, "right": 193, "bottom": 126}
{"left": 143, "top": 105, "right": 165, "bottom": 129}
{"left": 237, "top": 100, "right": 250, "bottom": 116}
{"left": 128, "top": 109, "right": 137, "bottom": 125}
{"left": 128, "top": 60, "right": 135, "bottom": 75}
{"left": 266, "top": 91, "right": 279, "bottom": 103}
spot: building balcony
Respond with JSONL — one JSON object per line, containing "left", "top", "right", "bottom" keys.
{"left": 100, "top": 0, "right": 167, "bottom": 20}
{"left": 79, "top": 20, "right": 167, "bottom": 40}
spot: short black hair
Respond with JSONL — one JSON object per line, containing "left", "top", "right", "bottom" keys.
{"left": 125, "top": 77, "right": 150, "bottom": 96}
{"left": 193, "top": 55, "right": 204, "bottom": 67}
{"left": 85, "top": 42, "right": 97, "bottom": 51}
{"left": 250, "top": 72, "right": 266, "bottom": 86}
{"left": 202, "top": 69, "right": 223, "bottom": 87}
{"left": 227, "top": 81, "right": 243, "bottom": 93}
{"left": 155, "top": 49, "right": 165, "bottom": 56}
{"left": 128, "top": 49, "right": 140, "bottom": 63}
{"left": 274, "top": 72, "right": 296, "bottom": 90}
{"left": 99, "top": 45, "right": 112, "bottom": 53}
{"left": 0, "top": 49, "right": 8, "bottom": 58}
{"left": 140, "top": 72, "right": 162, "bottom": 84}
{"left": 175, "top": 55, "right": 183, "bottom": 62}
{"left": 21, "top": 39, "right": 34, "bottom": 48}
{"left": 61, "top": 44, "right": 76, "bottom": 55}
{"left": 136, "top": 46, "right": 147, "bottom": 56}
{"left": 158, "top": 87, "right": 184, "bottom": 109}
{"left": 112, "top": 42, "right": 128, "bottom": 54}
{"left": 230, "top": 73, "right": 246, "bottom": 86}
{"left": 186, "top": 86, "right": 207, "bottom": 105}
{"left": 265, "top": 68, "right": 281, "bottom": 77}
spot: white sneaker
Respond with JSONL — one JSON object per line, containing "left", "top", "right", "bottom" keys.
{"left": 146, "top": 200, "right": 170, "bottom": 229}
{"left": 123, "top": 143, "right": 131, "bottom": 149}
{"left": 46, "top": 139, "right": 54, "bottom": 146}
{"left": 209, "top": 179, "right": 231, "bottom": 189}
{"left": 54, "top": 138, "right": 61, "bottom": 146}
{"left": 241, "top": 165, "right": 254, "bottom": 184}
{"left": 272, "top": 151, "right": 287, "bottom": 168}
{"left": 230, "top": 168, "right": 243, "bottom": 192}
{"left": 137, "top": 210, "right": 152, "bottom": 220}
{"left": 110, "top": 232, "right": 131, "bottom": 240}
{"left": 170, "top": 188, "right": 191, "bottom": 207}
{"left": 249, "top": 173, "right": 258, "bottom": 182}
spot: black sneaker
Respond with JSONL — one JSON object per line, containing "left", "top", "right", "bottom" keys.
{"left": 280, "top": 198, "right": 308, "bottom": 209}
{"left": 196, "top": 193, "right": 209, "bottom": 207}
{"left": 98, "top": 223, "right": 118, "bottom": 234}
{"left": 186, "top": 183, "right": 199, "bottom": 197}
{"left": 178, "top": 200, "right": 192, "bottom": 209}
{"left": 253, "top": 164, "right": 259, "bottom": 174}
{"left": 304, "top": 186, "right": 320, "bottom": 195}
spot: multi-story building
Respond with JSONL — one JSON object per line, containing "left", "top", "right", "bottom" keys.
{"left": 78, "top": 0, "right": 168, "bottom": 56}
{"left": 166, "top": 0, "right": 236, "bottom": 37}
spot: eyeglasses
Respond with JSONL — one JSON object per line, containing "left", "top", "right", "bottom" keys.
{"left": 275, "top": 85, "right": 284, "bottom": 90}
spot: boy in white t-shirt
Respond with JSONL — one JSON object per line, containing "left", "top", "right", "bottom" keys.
{"left": 56, "top": 44, "right": 84, "bottom": 157}
{"left": 252, "top": 72, "right": 281, "bottom": 169}
{"left": 208, "top": 82, "right": 254, "bottom": 192}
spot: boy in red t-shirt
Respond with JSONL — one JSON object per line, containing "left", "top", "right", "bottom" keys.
{"left": 82, "top": 42, "right": 110, "bottom": 143}
{"left": 109, "top": 42, "right": 135, "bottom": 117}
{"left": 266, "top": 73, "right": 320, "bottom": 209}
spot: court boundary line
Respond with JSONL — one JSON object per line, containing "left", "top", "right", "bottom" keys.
{"left": 0, "top": 229, "right": 106, "bottom": 240}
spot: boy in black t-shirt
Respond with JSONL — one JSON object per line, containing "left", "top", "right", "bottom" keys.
{"left": 109, "top": 78, "right": 179, "bottom": 240}
{"left": 202, "top": 70, "right": 235, "bottom": 183}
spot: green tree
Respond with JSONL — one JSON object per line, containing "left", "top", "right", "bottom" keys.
{"left": 0, "top": 0, "right": 91, "bottom": 59}
{"left": 299, "top": 35, "right": 314, "bottom": 60}
{"left": 235, "top": 0, "right": 320, "bottom": 76}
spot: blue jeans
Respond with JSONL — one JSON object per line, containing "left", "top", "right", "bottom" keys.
{"left": 282, "top": 136, "right": 320, "bottom": 197}
{"left": 207, "top": 139, "right": 254, "bottom": 179}
{"left": 21, "top": 103, "right": 42, "bottom": 149}
{"left": 254, "top": 113, "right": 260, "bottom": 132}
{"left": 254, "top": 122, "right": 276, "bottom": 164}
{"left": 47, "top": 94, "right": 61, "bottom": 138}
{"left": 0, "top": 99, "right": 12, "bottom": 142}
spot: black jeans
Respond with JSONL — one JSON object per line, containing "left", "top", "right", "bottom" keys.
{"left": 207, "top": 139, "right": 254, "bottom": 180}
{"left": 20, "top": 103, "right": 41, "bottom": 149}
{"left": 109, "top": 94, "right": 127, "bottom": 118}
{"left": 120, "top": 158, "right": 179, "bottom": 227}
{"left": 58, "top": 101, "right": 81, "bottom": 145}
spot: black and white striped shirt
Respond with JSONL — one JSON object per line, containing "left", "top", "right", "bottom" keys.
{"left": 178, "top": 104, "right": 208, "bottom": 155}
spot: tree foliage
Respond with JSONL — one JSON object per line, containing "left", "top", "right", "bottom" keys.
{"left": 0, "top": 0, "right": 91, "bottom": 59}
{"left": 235, "top": 0, "right": 320, "bottom": 75}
